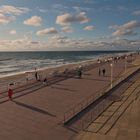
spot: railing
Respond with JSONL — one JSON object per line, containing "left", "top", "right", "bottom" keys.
{"left": 81, "top": 99, "right": 112, "bottom": 130}
{"left": 81, "top": 67, "right": 140, "bottom": 131}
{"left": 63, "top": 63, "right": 140, "bottom": 124}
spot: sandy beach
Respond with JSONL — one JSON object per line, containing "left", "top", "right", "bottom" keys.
{"left": 0, "top": 52, "right": 134, "bottom": 92}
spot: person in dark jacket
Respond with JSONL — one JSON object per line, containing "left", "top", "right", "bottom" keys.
{"left": 102, "top": 68, "right": 106, "bottom": 76}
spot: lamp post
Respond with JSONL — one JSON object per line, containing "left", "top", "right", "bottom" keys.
{"left": 110, "top": 63, "right": 113, "bottom": 89}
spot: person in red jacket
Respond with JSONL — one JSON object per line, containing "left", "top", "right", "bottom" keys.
{"left": 8, "top": 88, "right": 13, "bottom": 100}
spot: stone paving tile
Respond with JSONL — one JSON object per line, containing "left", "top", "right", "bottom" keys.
{"left": 75, "top": 70, "right": 140, "bottom": 140}
{"left": 94, "top": 116, "right": 109, "bottom": 123}
{"left": 116, "top": 135, "right": 128, "bottom": 140}
{"left": 87, "top": 123, "right": 103, "bottom": 132}
{"left": 108, "top": 128, "right": 118, "bottom": 137}
{"left": 102, "top": 111, "right": 114, "bottom": 116}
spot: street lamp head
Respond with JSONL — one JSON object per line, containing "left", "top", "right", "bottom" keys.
{"left": 110, "top": 63, "right": 113, "bottom": 67}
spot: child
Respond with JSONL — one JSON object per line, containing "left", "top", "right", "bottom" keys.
{"left": 8, "top": 88, "right": 13, "bottom": 100}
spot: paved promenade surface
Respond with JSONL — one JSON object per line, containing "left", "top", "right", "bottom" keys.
{"left": 75, "top": 64, "right": 140, "bottom": 140}
{"left": 0, "top": 56, "right": 137, "bottom": 140}
{"left": 75, "top": 79, "right": 140, "bottom": 140}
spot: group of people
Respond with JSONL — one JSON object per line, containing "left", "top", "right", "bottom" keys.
{"left": 98, "top": 68, "right": 106, "bottom": 76}
{"left": 7, "top": 64, "right": 105, "bottom": 101}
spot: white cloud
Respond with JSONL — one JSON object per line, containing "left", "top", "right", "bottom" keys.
{"left": 110, "top": 20, "right": 140, "bottom": 37}
{"left": 0, "top": 13, "right": 15, "bottom": 25}
{"left": 84, "top": 25, "right": 94, "bottom": 31}
{"left": 0, "top": 36, "right": 140, "bottom": 51}
{"left": 24, "top": 16, "right": 42, "bottom": 26}
{"left": 112, "top": 29, "right": 137, "bottom": 36}
{"left": 9, "top": 30, "right": 17, "bottom": 35}
{"left": 0, "top": 5, "right": 29, "bottom": 15}
{"left": 133, "top": 10, "right": 140, "bottom": 16}
{"left": 121, "top": 20, "right": 140, "bottom": 29}
{"left": 109, "top": 25, "right": 119, "bottom": 30}
{"left": 0, "top": 5, "right": 29, "bottom": 25}
{"left": 36, "top": 27, "right": 58, "bottom": 36}
{"left": 61, "top": 26, "right": 73, "bottom": 33}
{"left": 56, "top": 12, "right": 90, "bottom": 26}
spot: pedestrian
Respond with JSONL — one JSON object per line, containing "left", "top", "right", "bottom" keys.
{"left": 8, "top": 87, "right": 13, "bottom": 100}
{"left": 35, "top": 71, "right": 38, "bottom": 81}
{"left": 78, "top": 69, "right": 82, "bottom": 78}
{"left": 98, "top": 68, "right": 101, "bottom": 76}
{"left": 97, "top": 59, "right": 100, "bottom": 64}
{"left": 43, "top": 77, "right": 48, "bottom": 85}
{"left": 102, "top": 68, "right": 106, "bottom": 76}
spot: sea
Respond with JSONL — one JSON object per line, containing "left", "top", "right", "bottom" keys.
{"left": 0, "top": 51, "right": 131, "bottom": 78}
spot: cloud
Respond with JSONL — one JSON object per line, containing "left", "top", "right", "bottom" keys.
{"left": 0, "top": 13, "right": 15, "bottom": 25}
{"left": 117, "top": 6, "right": 128, "bottom": 11}
{"left": 46, "top": 35, "right": 140, "bottom": 50}
{"left": 133, "top": 10, "right": 140, "bottom": 16}
{"left": 84, "top": 25, "right": 94, "bottom": 31}
{"left": 0, "top": 35, "right": 140, "bottom": 51}
{"left": 24, "top": 16, "right": 42, "bottom": 26}
{"left": 61, "top": 26, "right": 73, "bottom": 33}
{"left": 110, "top": 20, "right": 140, "bottom": 37}
{"left": 84, "top": 0, "right": 96, "bottom": 4}
{"left": 0, "top": 5, "right": 29, "bottom": 25}
{"left": 73, "top": 6, "right": 91, "bottom": 12}
{"left": 56, "top": 12, "right": 90, "bottom": 26}
{"left": 112, "top": 29, "right": 137, "bottom": 36}
{"left": 9, "top": 30, "right": 17, "bottom": 35}
{"left": 36, "top": 27, "right": 58, "bottom": 36}
{"left": 0, "top": 5, "right": 29, "bottom": 15}
{"left": 121, "top": 20, "right": 140, "bottom": 29}
{"left": 39, "top": 9, "right": 48, "bottom": 13}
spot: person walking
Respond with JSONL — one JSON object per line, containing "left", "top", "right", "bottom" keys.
{"left": 78, "top": 69, "right": 82, "bottom": 78}
{"left": 102, "top": 68, "right": 106, "bottom": 76}
{"left": 34, "top": 67, "right": 38, "bottom": 81}
{"left": 8, "top": 87, "right": 13, "bottom": 100}
{"left": 35, "top": 71, "right": 38, "bottom": 81}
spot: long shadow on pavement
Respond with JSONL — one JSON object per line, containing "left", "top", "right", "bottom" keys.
{"left": 51, "top": 86, "right": 76, "bottom": 92}
{"left": 82, "top": 77, "right": 110, "bottom": 82}
{"left": 13, "top": 100, "right": 56, "bottom": 117}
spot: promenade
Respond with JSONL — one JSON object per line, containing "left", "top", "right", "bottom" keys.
{"left": 0, "top": 55, "right": 138, "bottom": 140}
{"left": 75, "top": 69, "right": 140, "bottom": 140}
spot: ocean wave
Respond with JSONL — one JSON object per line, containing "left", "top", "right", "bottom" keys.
{"left": 0, "top": 58, "right": 13, "bottom": 61}
{"left": 0, "top": 51, "right": 129, "bottom": 78}
{"left": 0, "top": 68, "right": 18, "bottom": 74}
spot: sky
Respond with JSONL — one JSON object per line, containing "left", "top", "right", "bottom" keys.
{"left": 0, "top": 0, "right": 140, "bottom": 51}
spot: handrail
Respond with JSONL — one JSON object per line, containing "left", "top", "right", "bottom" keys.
{"left": 63, "top": 64, "right": 140, "bottom": 124}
